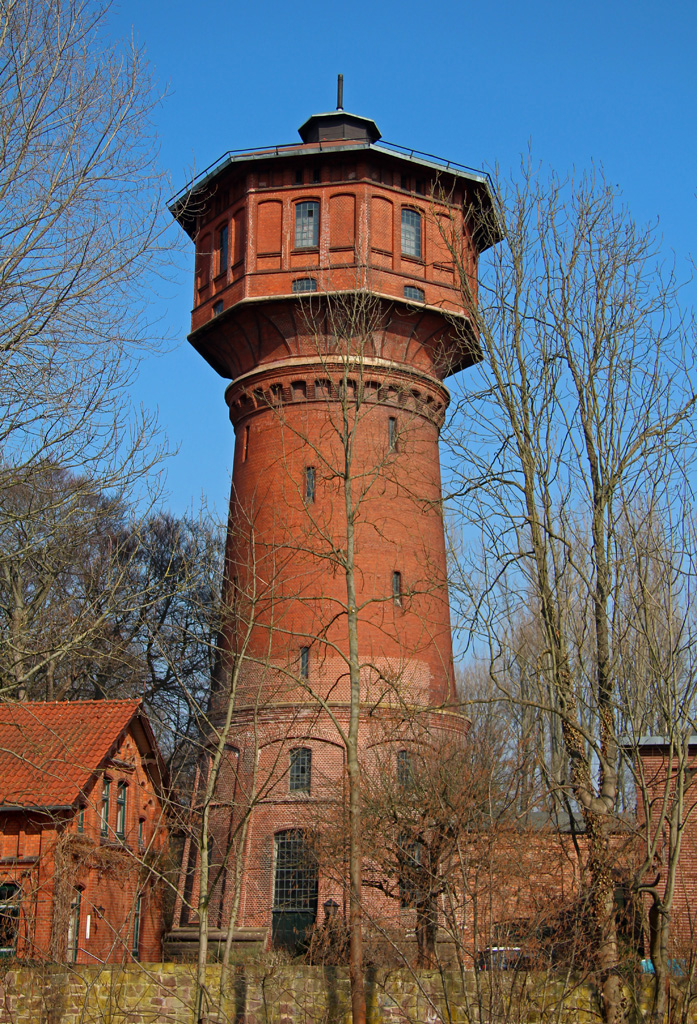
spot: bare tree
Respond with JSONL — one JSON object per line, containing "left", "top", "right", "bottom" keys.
{"left": 443, "top": 163, "right": 696, "bottom": 1023}
{"left": 0, "top": 0, "right": 174, "bottom": 696}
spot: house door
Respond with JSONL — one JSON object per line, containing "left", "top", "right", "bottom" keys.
{"left": 272, "top": 829, "right": 317, "bottom": 954}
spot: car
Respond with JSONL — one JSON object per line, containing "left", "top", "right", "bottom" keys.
{"left": 476, "top": 946, "right": 529, "bottom": 971}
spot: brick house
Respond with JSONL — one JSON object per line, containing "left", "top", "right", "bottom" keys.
{"left": 632, "top": 736, "right": 697, "bottom": 961}
{"left": 0, "top": 699, "right": 169, "bottom": 964}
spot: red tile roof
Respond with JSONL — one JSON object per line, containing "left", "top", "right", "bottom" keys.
{"left": 0, "top": 700, "right": 142, "bottom": 808}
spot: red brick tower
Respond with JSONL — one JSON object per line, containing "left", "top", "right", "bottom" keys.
{"left": 168, "top": 100, "right": 498, "bottom": 956}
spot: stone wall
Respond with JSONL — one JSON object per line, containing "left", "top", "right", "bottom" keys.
{"left": 0, "top": 962, "right": 690, "bottom": 1024}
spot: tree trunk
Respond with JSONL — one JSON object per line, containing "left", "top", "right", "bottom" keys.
{"left": 344, "top": 468, "right": 366, "bottom": 1024}
{"left": 586, "top": 814, "right": 623, "bottom": 1024}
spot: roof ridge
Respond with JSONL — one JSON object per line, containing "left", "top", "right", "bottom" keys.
{"left": 2, "top": 698, "right": 142, "bottom": 708}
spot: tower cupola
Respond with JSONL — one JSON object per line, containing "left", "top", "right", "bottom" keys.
{"left": 297, "top": 109, "right": 381, "bottom": 145}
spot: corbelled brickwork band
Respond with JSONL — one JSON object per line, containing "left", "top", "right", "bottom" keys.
{"left": 225, "top": 361, "right": 449, "bottom": 431}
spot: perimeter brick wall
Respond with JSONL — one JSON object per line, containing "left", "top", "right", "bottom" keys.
{"left": 0, "top": 963, "right": 690, "bottom": 1024}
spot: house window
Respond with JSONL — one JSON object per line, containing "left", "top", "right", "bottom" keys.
{"left": 404, "top": 285, "right": 424, "bottom": 302}
{"left": 218, "top": 224, "right": 228, "bottom": 275}
{"left": 67, "top": 889, "right": 81, "bottom": 962}
{"left": 392, "top": 570, "right": 402, "bottom": 606}
{"left": 77, "top": 806, "right": 85, "bottom": 833}
{"left": 213, "top": 300, "right": 224, "bottom": 316}
{"left": 138, "top": 819, "right": 145, "bottom": 850}
{"left": 295, "top": 201, "right": 319, "bottom": 248}
{"left": 116, "top": 782, "right": 127, "bottom": 839}
{"left": 305, "top": 466, "right": 315, "bottom": 504}
{"left": 100, "top": 779, "right": 110, "bottom": 838}
{"left": 401, "top": 209, "right": 422, "bottom": 259}
{"left": 300, "top": 646, "right": 309, "bottom": 680}
{"left": 292, "top": 277, "right": 317, "bottom": 293}
{"left": 289, "top": 748, "right": 311, "bottom": 793}
{"left": 132, "top": 893, "right": 142, "bottom": 960}
{"left": 272, "top": 829, "right": 318, "bottom": 953}
{"left": 388, "top": 417, "right": 397, "bottom": 451}
{"left": 397, "top": 749, "right": 413, "bottom": 788}
{"left": 398, "top": 834, "right": 424, "bottom": 908}
{"left": 312, "top": 167, "right": 321, "bottom": 184}
{"left": 0, "top": 883, "right": 20, "bottom": 956}
{"left": 295, "top": 168, "right": 303, "bottom": 185}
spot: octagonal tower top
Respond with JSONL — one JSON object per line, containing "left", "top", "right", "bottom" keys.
{"left": 169, "top": 99, "right": 500, "bottom": 381}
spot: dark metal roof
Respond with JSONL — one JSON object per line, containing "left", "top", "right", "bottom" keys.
{"left": 621, "top": 735, "right": 697, "bottom": 748}
{"left": 169, "top": 138, "right": 501, "bottom": 252}
{"left": 298, "top": 109, "right": 381, "bottom": 144}
{"left": 169, "top": 138, "right": 493, "bottom": 212}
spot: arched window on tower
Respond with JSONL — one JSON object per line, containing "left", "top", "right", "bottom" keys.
{"left": 289, "top": 748, "right": 311, "bottom": 793}
{"left": 272, "top": 829, "right": 318, "bottom": 953}
{"left": 217, "top": 223, "right": 228, "bottom": 276}
{"left": 401, "top": 208, "right": 422, "bottom": 259}
{"left": 397, "top": 748, "right": 413, "bottom": 788}
{"left": 398, "top": 833, "right": 425, "bottom": 908}
{"left": 295, "top": 201, "right": 319, "bottom": 249}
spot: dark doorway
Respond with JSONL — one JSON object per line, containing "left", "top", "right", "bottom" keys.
{"left": 272, "top": 829, "right": 318, "bottom": 954}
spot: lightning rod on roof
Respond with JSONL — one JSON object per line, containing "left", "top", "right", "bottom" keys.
{"left": 337, "top": 74, "right": 344, "bottom": 111}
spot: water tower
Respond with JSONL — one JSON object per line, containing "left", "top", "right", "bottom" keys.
{"left": 167, "top": 89, "right": 499, "bottom": 957}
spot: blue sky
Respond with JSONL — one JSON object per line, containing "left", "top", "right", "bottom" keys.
{"left": 107, "top": 0, "right": 697, "bottom": 517}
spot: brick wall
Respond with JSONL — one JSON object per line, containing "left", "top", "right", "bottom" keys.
{"left": 188, "top": 147, "right": 477, "bottom": 332}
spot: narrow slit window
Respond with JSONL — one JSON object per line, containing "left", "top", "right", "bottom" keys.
{"left": 401, "top": 209, "right": 422, "bottom": 259}
{"left": 243, "top": 425, "right": 250, "bottom": 461}
{"left": 289, "top": 748, "right": 312, "bottom": 793}
{"left": 399, "top": 834, "right": 423, "bottom": 907}
{"left": 67, "top": 889, "right": 81, "bottom": 962}
{"left": 305, "top": 466, "right": 315, "bottom": 504}
{"left": 77, "top": 806, "right": 85, "bottom": 834}
{"left": 218, "top": 224, "right": 228, "bottom": 275}
{"left": 388, "top": 417, "right": 397, "bottom": 450}
{"left": 138, "top": 819, "right": 145, "bottom": 850}
{"left": 397, "top": 749, "right": 413, "bottom": 788}
{"left": 115, "top": 782, "right": 127, "bottom": 839}
{"left": 100, "top": 779, "right": 110, "bottom": 838}
{"left": 300, "top": 646, "right": 309, "bottom": 680}
{"left": 132, "top": 894, "right": 142, "bottom": 960}
{"left": 392, "top": 570, "right": 402, "bottom": 606}
{"left": 295, "top": 201, "right": 319, "bottom": 248}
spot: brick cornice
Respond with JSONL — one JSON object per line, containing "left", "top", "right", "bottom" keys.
{"left": 224, "top": 356, "right": 450, "bottom": 429}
